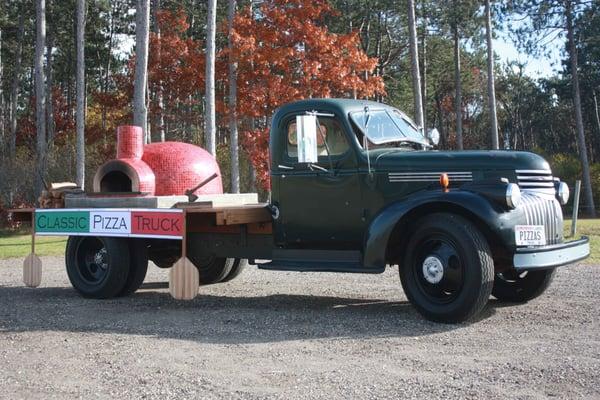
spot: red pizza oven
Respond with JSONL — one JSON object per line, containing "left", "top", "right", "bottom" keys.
{"left": 93, "top": 126, "right": 223, "bottom": 196}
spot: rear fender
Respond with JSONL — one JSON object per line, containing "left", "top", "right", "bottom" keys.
{"left": 362, "top": 190, "right": 521, "bottom": 269}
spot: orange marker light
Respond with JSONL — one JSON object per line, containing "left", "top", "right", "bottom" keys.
{"left": 440, "top": 173, "right": 450, "bottom": 191}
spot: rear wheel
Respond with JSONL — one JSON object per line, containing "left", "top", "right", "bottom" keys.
{"left": 118, "top": 239, "right": 149, "bottom": 296}
{"left": 492, "top": 269, "right": 556, "bottom": 303}
{"left": 190, "top": 254, "right": 235, "bottom": 285}
{"left": 66, "top": 236, "right": 130, "bottom": 299}
{"left": 220, "top": 259, "right": 247, "bottom": 282}
{"left": 399, "top": 213, "right": 494, "bottom": 323}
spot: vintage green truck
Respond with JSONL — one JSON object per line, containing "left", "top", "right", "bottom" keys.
{"left": 14, "top": 98, "right": 590, "bottom": 323}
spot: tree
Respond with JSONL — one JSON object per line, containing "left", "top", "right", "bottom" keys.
{"left": 9, "top": 11, "right": 25, "bottom": 159}
{"left": 510, "top": 0, "right": 596, "bottom": 217}
{"left": 205, "top": 0, "right": 217, "bottom": 156}
{"left": 76, "top": 0, "right": 86, "bottom": 188}
{"left": 484, "top": 0, "right": 498, "bottom": 149}
{"left": 231, "top": 0, "right": 384, "bottom": 188}
{"left": 228, "top": 0, "right": 240, "bottom": 192}
{"left": 407, "top": 0, "right": 424, "bottom": 128}
{"left": 35, "top": 0, "right": 47, "bottom": 196}
{"left": 133, "top": 0, "right": 150, "bottom": 142}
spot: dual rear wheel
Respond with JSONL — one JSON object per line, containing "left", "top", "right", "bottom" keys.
{"left": 66, "top": 236, "right": 245, "bottom": 299}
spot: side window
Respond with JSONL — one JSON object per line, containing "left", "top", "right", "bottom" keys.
{"left": 286, "top": 117, "right": 349, "bottom": 161}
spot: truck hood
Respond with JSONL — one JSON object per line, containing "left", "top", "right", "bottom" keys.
{"left": 372, "top": 150, "right": 551, "bottom": 174}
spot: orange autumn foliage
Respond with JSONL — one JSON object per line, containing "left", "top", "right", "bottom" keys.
{"left": 229, "top": 0, "right": 385, "bottom": 189}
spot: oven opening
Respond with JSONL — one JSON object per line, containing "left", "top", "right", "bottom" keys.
{"left": 100, "top": 170, "right": 133, "bottom": 192}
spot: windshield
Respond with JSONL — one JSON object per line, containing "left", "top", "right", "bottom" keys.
{"left": 350, "top": 108, "right": 426, "bottom": 145}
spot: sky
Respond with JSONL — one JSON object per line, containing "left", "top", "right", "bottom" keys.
{"left": 493, "top": 36, "right": 563, "bottom": 78}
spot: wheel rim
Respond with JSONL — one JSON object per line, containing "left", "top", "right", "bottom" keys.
{"left": 75, "top": 237, "right": 109, "bottom": 285}
{"left": 412, "top": 235, "right": 465, "bottom": 304}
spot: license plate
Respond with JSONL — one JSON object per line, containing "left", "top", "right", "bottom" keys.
{"left": 515, "top": 225, "right": 546, "bottom": 246}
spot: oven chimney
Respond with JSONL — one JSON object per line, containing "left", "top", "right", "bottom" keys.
{"left": 117, "top": 125, "right": 144, "bottom": 159}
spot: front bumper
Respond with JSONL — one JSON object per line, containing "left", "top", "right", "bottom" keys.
{"left": 513, "top": 236, "right": 590, "bottom": 271}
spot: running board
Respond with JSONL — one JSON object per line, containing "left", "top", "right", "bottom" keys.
{"left": 256, "top": 249, "right": 384, "bottom": 274}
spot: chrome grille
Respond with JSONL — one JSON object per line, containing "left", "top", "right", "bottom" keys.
{"left": 520, "top": 192, "right": 563, "bottom": 245}
{"left": 516, "top": 169, "right": 555, "bottom": 195}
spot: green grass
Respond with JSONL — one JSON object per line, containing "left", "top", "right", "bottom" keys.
{"left": 0, "top": 230, "right": 67, "bottom": 259}
{"left": 0, "top": 220, "right": 597, "bottom": 262}
{"left": 565, "top": 219, "right": 600, "bottom": 264}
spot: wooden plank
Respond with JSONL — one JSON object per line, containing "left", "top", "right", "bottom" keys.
{"left": 215, "top": 207, "right": 272, "bottom": 225}
{"left": 8, "top": 209, "right": 34, "bottom": 223}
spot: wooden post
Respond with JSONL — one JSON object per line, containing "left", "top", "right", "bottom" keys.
{"left": 23, "top": 211, "right": 42, "bottom": 287}
{"left": 570, "top": 180, "right": 581, "bottom": 237}
{"left": 169, "top": 210, "right": 199, "bottom": 300}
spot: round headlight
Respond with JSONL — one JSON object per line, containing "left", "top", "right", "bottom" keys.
{"left": 557, "top": 181, "right": 570, "bottom": 205}
{"left": 506, "top": 183, "right": 521, "bottom": 209}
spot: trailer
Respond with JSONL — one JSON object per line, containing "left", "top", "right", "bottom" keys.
{"left": 8, "top": 98, "right": 590, "bottom": 323}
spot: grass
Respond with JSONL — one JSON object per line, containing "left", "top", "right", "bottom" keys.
{"left": 0, "top": 220, "right": 597, "bottom": 262}
{"left": 0, "top": 230, "right": 67, "bottom": 259}
{"left": 566, "top": 219, "right": 600, "bottom": 264}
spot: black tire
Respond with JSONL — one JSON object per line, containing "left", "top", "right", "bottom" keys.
{"left": 189, "top": 254, "right": 235, "bottom": 285}
{"left": 66, "top": 236, "right": 130, "bottom": 299}
{"left": 118, "top": 239, "right": 149, "bottom": 296}
{"left": 220, "top": 259, "right": 247, "bottom": 282}
{"left": 399, "top": 213, "right": 494, "bottom": 323}
{"left": 492, "top": 269, "right": 556, "bottom": 303}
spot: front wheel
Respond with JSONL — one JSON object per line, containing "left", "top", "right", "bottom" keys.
{"left": 492, "top": 269, "right": 556, "bottom": 303}
{"left": 399, "top": 213, "right": 494, "bottom": 323}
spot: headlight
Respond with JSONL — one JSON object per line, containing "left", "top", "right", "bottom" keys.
{"left": 557, "top": 181, "right": 570, "bottom": 205}
{"left": 506, "top": 183, "right": 521, "bottom": 209}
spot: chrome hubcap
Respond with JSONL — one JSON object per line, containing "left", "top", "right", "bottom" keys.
{"left": 422, "top": 256, "right": 444, "bottom": 284}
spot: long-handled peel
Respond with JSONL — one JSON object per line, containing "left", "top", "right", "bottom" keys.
{"left": 168, "top": 210, "right": 199, "bottom": 300}
{"left": 23, "top": 212, "right": 42, "bottom": 287}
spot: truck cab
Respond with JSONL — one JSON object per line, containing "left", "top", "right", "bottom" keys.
{"left": 266, "top": 99, "right": 590, "bottom": 322}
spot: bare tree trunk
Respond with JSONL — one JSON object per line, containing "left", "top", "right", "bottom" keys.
{"left": 133, "top": 0, "right": 150, "bottom": 142}
{"left": 407, "top": 0, "right": 424, "bottom": 129}
{"left": 485, "top": 0, "right": 499, "bottom": 149}
{"left": 453, "top": 26, "right": 463, "bottom": 150}
{"left": 9, "top": 12, "right": 25, "bottom": 159}
{"left": 420, "top": 9, "right": 427, "bottom": 131}
{"left": 153, "top": 0, "right": 165, "bottom": 142}
{"left": 205, "top": 0, "right": 217, "bottom": 155}
{"left": 76, "top": 0, "right": 86, "bottom": 189}
{"left": 35, "top": 0, "right": 47, "bottom": 196}
{"left": 566, "top": 2, "right": 596, "bottom": 217}
{"left": 593, "top": 90, "right": 600, "bottom": 149}
{"left": 46, "top": 32, "right": 55, "bottom": 147}
{"left": 228, "top": 0, "right": 240, "bottom": 193}
{"left": 0, "top": 29, "right": 4, "bottom": 154}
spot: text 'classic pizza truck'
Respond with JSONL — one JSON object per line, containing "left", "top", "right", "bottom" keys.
{"left": 12, "top": 99, "right": 590, "bottom": 323}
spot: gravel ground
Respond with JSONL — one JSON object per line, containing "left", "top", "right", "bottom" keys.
{"left": 0, "top": 257, "right": 598, "bottom": 400}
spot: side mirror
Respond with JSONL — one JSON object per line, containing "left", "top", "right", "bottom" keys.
{"left": 427, "top": 128, "right": 440, "bottom": 146}
{"left": 296, "top": 115, "right": 318, "bottom": 163}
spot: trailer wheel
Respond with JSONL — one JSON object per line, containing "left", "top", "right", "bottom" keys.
{"left": 220, "top": 259, "right": 247, "bottom": 282}
{"left": 492, "top": 269, "right": 556, "bottom": 303}
{"left": 118, "top": 239, "right": 149, "bottom": 296}
{"left": 399, "top": 213, "right": 494, "bottom": 323}
{"left": 190, "top": 255, "right": 235, "bottom": 284}
{"left": 66, "top": 236, "right": 130, "bottom": 299}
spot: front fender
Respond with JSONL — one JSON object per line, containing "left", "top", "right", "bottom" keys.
{"left": 362, "top": 189, "right": 525, "bottom": 269}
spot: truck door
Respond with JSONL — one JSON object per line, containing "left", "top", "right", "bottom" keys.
{"left": 274, "top": 114, "right": 364, "bottom": 248}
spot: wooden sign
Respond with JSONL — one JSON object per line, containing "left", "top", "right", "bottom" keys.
{"left": 34, "top": 208, "right": 184, "bottom": 239}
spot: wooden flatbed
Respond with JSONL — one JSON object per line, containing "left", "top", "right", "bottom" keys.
{"left": 9, "top": 197, "right": 274, "bottom": 300}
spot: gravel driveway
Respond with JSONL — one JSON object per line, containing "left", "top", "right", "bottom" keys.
{"left": 0, "top": 257, "right": 598, "bottom": 399}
